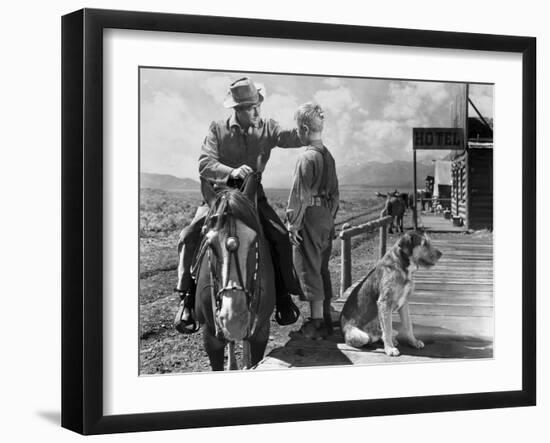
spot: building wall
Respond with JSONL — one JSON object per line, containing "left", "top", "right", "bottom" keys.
{"left": 451, "top": 153, "right": 467, "bottom": 221}
{"left": 468, "top": 149, "right": 494, "bottom": 230}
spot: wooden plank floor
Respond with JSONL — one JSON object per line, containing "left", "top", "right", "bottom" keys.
{"left": 419, "top": 212, "right": 467, "bottom": 232}
{"left": 405, "top": 236, "right": 494, "bottom": 339}
{"left": 256, "top": 233, "right": 494, "bottom": 369}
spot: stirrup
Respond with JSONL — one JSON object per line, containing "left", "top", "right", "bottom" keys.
{"left": 274, "top": 297, "right": 300, "bottom": 326}
{"left": 174, "top": 291, "right": 200, "bottom": 334}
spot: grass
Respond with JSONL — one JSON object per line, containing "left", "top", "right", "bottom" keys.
{"left": 140, "top": 188, "right": 203, "bottom": 236}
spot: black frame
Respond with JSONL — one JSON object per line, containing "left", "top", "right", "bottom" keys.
{"left": 62, "top": 8, "right": 536, "bottom": 435}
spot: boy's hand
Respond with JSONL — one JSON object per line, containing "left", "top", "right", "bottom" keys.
{"left": 288, "top": 227, "right": 303, "bottom": 246}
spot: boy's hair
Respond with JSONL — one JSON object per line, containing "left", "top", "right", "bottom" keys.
{"left": 294, "top": 102, "right": 325, "bottom": 132}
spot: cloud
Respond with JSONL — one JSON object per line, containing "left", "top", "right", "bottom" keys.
{"left": 312, "top": 87, "right": 369, "bottom": 158}
{"left": 383, "top": 83, "right": 420, "bottom": 120}
{"left": 141, "top": 91, "right": 189, "bottom": 142}
{"left": 325, "top": 112, "right": 354, "bottom": 157}
{"left": 383, "top": 81, "right": 450, "bottom": 121}
{"left": 323, "top": 77, "right": 342, "bottom": 87}
{"left": 314, "top": 86, "right": 359, "bottom": 115}
{"left": 141, "top": 90, "right": 205, "bottom": 179}
{"left": 199, "top": 75, "right": 233, "bottom": 105}
{"left": 416, "top": 82, "right": 450, "bottom": 104}
{"left": 469, "top": 84, "right": 494, "bottom": 119}
{"left": 351, "top": 119, "right": 409, "bottom": 162}
{"left": 344, "top": 82, "right": 482, "bottom": 165}
{"left": 261, "top": 92, "right": 299, "bottom": 128}
{"left": 272, "top": 82, "right": 290, "bottom": 95}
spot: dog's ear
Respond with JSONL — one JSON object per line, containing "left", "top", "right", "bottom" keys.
{"left": 421, "top": 232, "right": 431, "bottom": 245}
{"left": 396, "top": 233, "right": 413, "bottom": 268}
{"left": 397, "top": 233, "right": 413, "bottom": 256}
{"left": 407, "top": 231, "right": 425, "bottom": 248}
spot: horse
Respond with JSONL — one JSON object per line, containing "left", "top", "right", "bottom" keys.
{"left": 377, "top": 191, "right": 406, "bottom": 234}
{"left": 193, "top": 175, "right": 276, "bottom": 370}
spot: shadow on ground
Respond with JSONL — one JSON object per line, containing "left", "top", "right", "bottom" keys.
{"left": 361, "top": 321, "right": 494, "bottom": 360}
{"left": 265, "top": 330, "right": 353, "bottom": 368}
{"left": 352, "top": 333, "right": 493, "bottom": 359}
{"left": 259, "top": 321, "right": 493, "bottom": 369}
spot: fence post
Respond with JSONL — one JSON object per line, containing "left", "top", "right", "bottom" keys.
{"left": 379, "top": 223, "right": 387, "bottom": 258}
{"left": 340, "top": 235, "right": 352, "bottom": 297}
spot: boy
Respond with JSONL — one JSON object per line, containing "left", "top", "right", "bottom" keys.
{"left": 286, "top": 103, "right": 339, "bottom": 339}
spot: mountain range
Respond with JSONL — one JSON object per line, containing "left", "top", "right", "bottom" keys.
{"left": 141, "top": 160, "right": 435, "bottom": 191}
{"left": 336, "top": 160, "right": 435, "bottom": 187}
{"left": 140, "top": 173, "right": 200, "bottom": 190}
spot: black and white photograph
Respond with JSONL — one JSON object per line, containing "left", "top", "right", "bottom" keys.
{"left": 139, "top": 68, "right": 494, "bottom": 373}
{"left": 1, "top": 0, "right": 543, "bottom": 440}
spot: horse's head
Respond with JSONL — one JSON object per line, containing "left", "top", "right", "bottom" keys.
{"left": 201, "top": 176, "right": 261, "bottom": 341}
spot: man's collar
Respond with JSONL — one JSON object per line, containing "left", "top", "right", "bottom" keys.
{"left": 229, "top": 113, "right": 241, "bottom": 130}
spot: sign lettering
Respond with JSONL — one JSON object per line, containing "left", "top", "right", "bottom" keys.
{"left": 412, "top": 128, "right": 464, "bottom": 150}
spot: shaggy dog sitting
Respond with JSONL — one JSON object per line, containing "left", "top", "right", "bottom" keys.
{"left": 340, "top": 231, "right": 442, "bottom": 356}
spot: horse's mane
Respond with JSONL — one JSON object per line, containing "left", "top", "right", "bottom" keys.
{"left": 212, "top": 188, "right": 261, "bottom": 233}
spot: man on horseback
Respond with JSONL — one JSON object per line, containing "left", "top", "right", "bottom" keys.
{"left": 174, "top": 77, "right": 303, "bottom": 333}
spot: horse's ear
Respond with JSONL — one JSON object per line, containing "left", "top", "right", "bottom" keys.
{"left": 242, "top": 173, "right": 258, "bottom": 203}
{"left": 201, "top": 178, "right": 217, "bottom": 207}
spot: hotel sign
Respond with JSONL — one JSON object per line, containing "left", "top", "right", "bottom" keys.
{"left": 413, "top": 128, "right": 464, "bottom": 150}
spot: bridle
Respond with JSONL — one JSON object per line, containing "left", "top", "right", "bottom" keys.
{"left": 194, "top": 193, "right": 261, "bottom": 339}
{"left": 207, "top": 214, "right": 260, "bottom": 311}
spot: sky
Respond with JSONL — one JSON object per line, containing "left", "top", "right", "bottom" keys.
{"left": 140, "top": 68, "right": 493, "bottom": 188}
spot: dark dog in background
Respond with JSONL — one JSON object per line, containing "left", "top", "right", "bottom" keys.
{"left": 340, "top": 231, "right": 442, "bottom": 357}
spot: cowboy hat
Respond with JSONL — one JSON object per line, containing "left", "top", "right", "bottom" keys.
{"left": 223, "top": 77, "right": 264, "bottom": 108}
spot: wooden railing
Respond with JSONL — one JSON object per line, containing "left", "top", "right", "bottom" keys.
{"left": 338, "top": 215, "right": 393, "bottom": 297}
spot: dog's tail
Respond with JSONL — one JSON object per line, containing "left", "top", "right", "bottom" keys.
{"left": 342, "top": 325, "right": 372, "bottom": 348}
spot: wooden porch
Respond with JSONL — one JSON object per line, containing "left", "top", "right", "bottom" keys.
{"left": 256, "top": 232, "right": 493, "bottom": 369}
{"left": 418, "top": 211, "right": 468, "bottom": 233}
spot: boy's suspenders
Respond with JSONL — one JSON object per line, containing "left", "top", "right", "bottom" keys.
{"left": 309, "top": 145, "right": 331, "bottom": 205}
